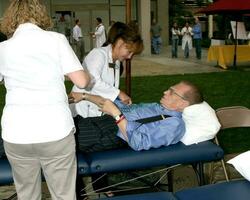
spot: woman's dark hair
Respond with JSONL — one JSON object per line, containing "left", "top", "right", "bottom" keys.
{"left": 102, "top": 21, "right": 143, "bottom": 55}
{"left": 103, "top": 22, "right": 128, "bottom": 46}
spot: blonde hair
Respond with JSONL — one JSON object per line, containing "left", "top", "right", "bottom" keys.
{"left": 0, "top": 0, "right": 53, "bottom": 37}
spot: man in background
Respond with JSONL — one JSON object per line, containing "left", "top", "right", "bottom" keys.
{"left": 73, "top": 19, "right": 85, "bottom": 61}
{"left": 192, "top": 17, "right": 202, "bottom": 59}
{"left": 150, "top": 19, "right": 162, "bottom": 54}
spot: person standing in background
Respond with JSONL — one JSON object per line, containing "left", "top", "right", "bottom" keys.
{"left": 73, "top": 19, "right": 85, "bottom": 61}
{"left": 150, "top": 19, "right": 162, "bottom": 54}
{"left": 192, "top": 17, "right": 202, "bottom": 59}
{"left": 181, "top": 22, "right": 193, "bottom": 58}
{"left": 90, "top": 17, "right": 106, "bottom": 48}
{"left": 171, "top": 22, "right": 180, "bottom": 58}
{"left": 0, "top": 0, "right": 91, "bottom": 199}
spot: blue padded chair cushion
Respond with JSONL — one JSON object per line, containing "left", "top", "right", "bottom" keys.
{"left": 175, "top": 180, "right": 250, "bottom": 200}
{"left": 1, "top": 141, "right": 224, "bottom": 184}
{"left": 0, "top": 153, "right": 90, "bottom": 185}
{"left": 88, "top": 141, "right": 223, "bottom": 174}
{"left": 98, "top": 180, "right": 250, "bottom": 200}
{"left": 0, "top": 157, "right": 13, "bottom": 185}
{"left": 77, "top": 152, "right": 91, "bottom": 174}
{"left": 99, "top": 191, "right": 176, "bottom": 200}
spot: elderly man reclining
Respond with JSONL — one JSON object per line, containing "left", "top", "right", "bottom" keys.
{"left": 0, "top": 81, "right": 220, "bottom": 156}
{"left": 69, "top": 80, "right": 220, "bottom": 151}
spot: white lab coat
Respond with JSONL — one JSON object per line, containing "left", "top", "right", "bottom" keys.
{"left": 94, "top": 24, "right": 106, "bottom": 48}
{"left": 71, "top": 44, "right": 120, "bottom": 117}
{"left": 181, "top": 26, "right": 193, "bottom": 50}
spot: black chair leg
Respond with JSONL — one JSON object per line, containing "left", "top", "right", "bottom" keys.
{"left": 192, "top": 162, "right": 205, "bottom": 186}
{"left": 167, "top": 170, "right": 174, "bottom": 192}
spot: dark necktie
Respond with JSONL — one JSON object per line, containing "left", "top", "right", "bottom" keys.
{"left": 109, "top": 63, "right": 116, "bottom": 86}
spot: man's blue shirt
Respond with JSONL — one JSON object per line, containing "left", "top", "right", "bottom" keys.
{"left": 193, "top": 23, "right": 202, "bottom": 39}
{"left": 114, "top": 100, "right": 185, "bottom": 151}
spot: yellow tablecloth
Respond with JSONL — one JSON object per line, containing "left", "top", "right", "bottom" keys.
{"left": 207, "top": 45, "right": 250, "bottom": 69}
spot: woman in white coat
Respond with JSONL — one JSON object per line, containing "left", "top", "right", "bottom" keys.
{"left": 90, "top": 17, "right": 107, "bottom": 48}
{"left": 181, "top": 22, "right": 193, "bottom": 58}
{"left": 71, "top": 22, "right": 143, "bottom": 118}
{"left": 70, "top": 22, "right": 143, "bottom": 198}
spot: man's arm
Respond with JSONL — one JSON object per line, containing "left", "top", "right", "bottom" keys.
{"left": 69, "top": 92, "right": 105, "bottom": 108}
{"left": 69, "top": 92, "right": 129, "bottom": 141}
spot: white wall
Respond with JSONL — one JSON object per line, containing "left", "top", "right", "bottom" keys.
{"left": 0, "top": 0, "right": 170, "bottom": 53}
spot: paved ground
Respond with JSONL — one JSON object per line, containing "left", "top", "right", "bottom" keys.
{"left": 0, "top": 46, "right": 244, "bottom": 200}
{"left": 129, "top": 46, "right": 223, "bottom": 77}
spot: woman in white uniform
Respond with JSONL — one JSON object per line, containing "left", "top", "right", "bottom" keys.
{"left": 181, "top": 22, "right": 193, "bottom": 58}
{"left": 71, "top": 22, "right": 143, "bottom": 118}
{"left": 90, "top": 17, "right": 107, "bottom": 48}
{"left": 71, "top": 22, "right": 143, "bottom": 199}
{"left": 0, "top": 1, "right": 90, "bottom": 199}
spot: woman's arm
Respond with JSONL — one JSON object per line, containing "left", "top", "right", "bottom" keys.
{"left": 67, "top": 70, "right": 91, "bottom": 89}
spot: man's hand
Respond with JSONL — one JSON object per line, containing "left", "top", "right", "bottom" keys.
{"left": 118, "top": 90, "right": 132, "bottom": 105}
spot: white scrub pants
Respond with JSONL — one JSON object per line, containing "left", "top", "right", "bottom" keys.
{"left": 4, "top": 132, "right": 77, "bottom": 200}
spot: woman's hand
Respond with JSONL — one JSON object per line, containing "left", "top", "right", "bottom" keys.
{"left": 68, "top": 92, "right": 84, "bottom": 103}
{"left": 118, "top": 90, "right": 132, "bottom": 105}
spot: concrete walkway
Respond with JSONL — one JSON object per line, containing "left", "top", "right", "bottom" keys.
{"left": 130, "top": 46, "right": 223, "bottom": 77}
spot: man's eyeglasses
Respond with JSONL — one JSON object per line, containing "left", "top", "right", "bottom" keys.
{"left": 169, "top": 87, "right": 188, "bottom": 101}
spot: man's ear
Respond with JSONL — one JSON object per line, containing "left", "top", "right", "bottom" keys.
{"left": 180, "top": 100, "right": 190, "bottom": 111}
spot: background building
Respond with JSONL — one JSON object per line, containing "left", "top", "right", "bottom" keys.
{"left": 0, "top": 0, "right": 169, "bottom": 56}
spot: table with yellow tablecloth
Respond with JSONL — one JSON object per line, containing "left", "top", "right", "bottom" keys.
{"left": 207, "top": 45, "right": 250, "bottom": 69}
